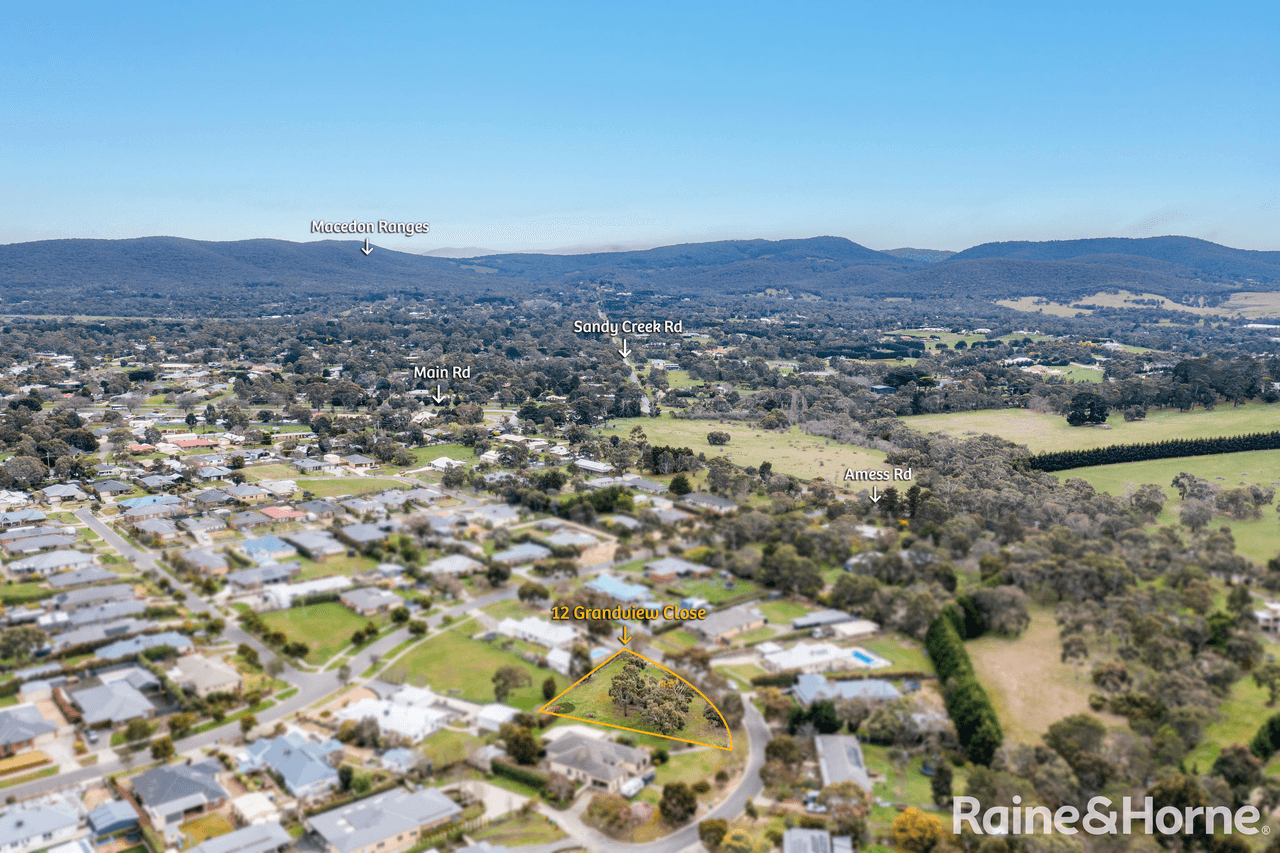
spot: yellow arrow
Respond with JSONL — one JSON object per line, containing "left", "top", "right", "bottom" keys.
{"left": 619, "top": 625, "right": 631, "bottom": 645}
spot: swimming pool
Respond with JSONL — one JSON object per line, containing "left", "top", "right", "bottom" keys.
{"left": 850, "top": 647, "right": 891, "bottom": 668}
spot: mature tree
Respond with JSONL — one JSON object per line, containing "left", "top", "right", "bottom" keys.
{"left": 502, "top": 724, "right": 541, "bottom": 765}
{"left": 150, "top": 735, "right": 174, "bottom": 761}
{"left": 240, "top": 713, "right": 257, "bottom": 735}
{"left": 542, "top": 676, "right": 558, "bottom": 701}
{"left": 167, "top": 713, "right": 196, "bottom": 740}
{"left": 891, "top": 807, "right": 943, "bottom": 853}
{"left": 699, "top": 818, "right": 729, "bottom": 848}
{"left": 492, "top": 665, "right": 531, "bottom": 702}
{"left": 931, "top": 761, "right": 953, "bottom": 807}
{"left": 706, "top": 431, "right": 731, "bottom": 446}
{"left": 337, "top": 663, "right": 352, "bottom": 684}
{"left": 669, "top": 473, "right": 692, "bottom": 496}
{"left": 546, "top": 772, "right": 576, "bottom": 803}
{"left": 1253, "top": 661, "right": 1280, "bottom": 706}
{"left": 659, "top": 782, "right": 698, "bottom": 824}
{"left": 124, "top": 718, "right": 152, "bottom": 742}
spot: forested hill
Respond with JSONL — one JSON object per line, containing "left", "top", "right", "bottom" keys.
{"left": 0, "top": 234, "right": 1276, "bottom": 316}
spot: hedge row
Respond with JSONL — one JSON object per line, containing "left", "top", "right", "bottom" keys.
{"left": 1025, "top": 431, "right": 1280, "bottom": 472}
{"left": 926, "top": 612, "right": 1002, "bottom": 765}
{"left": 492, "top": 759, "right": 547, "bottom": 790}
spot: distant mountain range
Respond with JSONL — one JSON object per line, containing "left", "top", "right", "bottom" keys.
{"left": 1, "top": 234, "right": 1277, "bottom": 315}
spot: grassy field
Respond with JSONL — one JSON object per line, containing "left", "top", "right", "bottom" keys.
{"left": 755, "top": 599, "right": 812, "bottom": 625}
{"left": 383, "top": 620, "right": 565, "bottom": 710}
{"left": 902, "top": 402, "right": 1280, "bottom": 455}
{"left": 244, "top": 463, "right": 300, "bottom": 482}
{"left": 600, "top": 419, "right": 889, "bottom": 484}
{"left": 968, "top": 608, "right": 1123, "bottom": 744}
{"left": 1058, "top": 448, "right": 1280, "bottom": 565}
{"left": 543, "top": 650, "right": 730, "bottom": 748}
{"left": 180, "top": 814, "right": 234, "bottom": 847}
{"left": 999, "top": 290, "right": 1280, "bottom": 320}
{"left": 860, "top": 634, "right": 934, "bottom": 673}
{"left": 295, "top": 477, "right": 407, "bottom": 498}
{"left": 259, "top": 602, "right": 372, "bottom": 664}
{"left": 294, "top": 554, "right": 379, "bottom": 580}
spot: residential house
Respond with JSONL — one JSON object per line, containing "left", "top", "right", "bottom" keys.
{"left": 490, "top": 542, "right": 551, "bottom": 567}
{"left": 475, "top": 704, "right": 519, "bottom": 733}
{"left": 679, "top": 493, "right": 738, "bottom": 514}
{"left": 68, "top": 680, "right": 155, "bottom": 726}
{"left": 0, "top": 704, "right": 58, "bottom": 756}
{"left": 96, "top": 632, "right": 192, "bottom": 659}
{"left": 0, "top": 509, "right": 45, "bottom": 528}
{"left": 9, "top": 549, "right": 95, "bottom": 577}
{"left": 813, "top": 734, "right": 872, "bottom": 792}
{"left": 40, "top": 484, "right": 89, "bottom": 504}
{"left": 286, "top": 530, "right": 345, "bottom": 561}
{"left": 792, "top": 610, "right": 856, "bottom": 631}
{"left": 0, "top": 797, "right": 83, "bottom": 853}
{"left": 544, "top": 733, "right": 650, "bottom": 794}
{"left": 168, "top": 655, "right": 243, "bottom": 698}
{"left": 3, "top": 533, "right": 77, "bottom": 556}
{"left": 573, "top": 459, "right": 613, "bottom": 475}
{"left": 225, "top": 563, "right": 300, "bottom": 592}
{"left": 297, "top": 500, "right": 340, "bottom": 520}
{"left": 260, "top": 506, "right": 304, "bottom": 523}
{"left": 238, "top": 732, "right": 343, "bottom": 799}
{"left": 586, "top": 574, "right": 651, "bottom": 603}
{"left": 53, "top": 583, "right": 135, "bottom": 611}
{"left": 91, "top": 480, "right": 132, "bottom": 497}
{"left": 190, "top": 489, "right": 232, "bottom": 508}
{"left": 227, "top": 511, "right": 272, "bottom": 531}
{"left": 134, "top": 518, "right": 181, "bottom": 541}
{"left": 129, "top": 760, "right": 228, "bottom": 828}
{"left": 341, "top": 454, "right": 377, "bottom": 470}
{"left": 224, "top": 483, "right": 269, "bottom": 502}
{"left": 339, "top": 587, "right": 402, "bottom": 617}
{"left": 307, "top": 788, "right": 461, "bottom": 853}
{"left": 643, "top": 556, "right": 707, "bottom": 582}
{"left": 178, "top": 548, "right": 230, "bottom": 575}
{"left": 333, "top": 685, "right": 449, "bottom": 742}
{"left": 46, "top": 566, "right": 116, "bottom": 588}
{"left": 760, "top": 642, "right": 857, "bottom": 674}
{"left": 239, "top": 535, "right": 297, "bottom": 564}
{"left": 793, "top": 674, "right": 901, "bottom": 705}
{"left": 423, "top": 554, "right": 481, "bottom": 576}
{"left": 496, "top": 616, "right": 576, "bottom": 649}
{"left": 693, "top": 606, "right": 766, "bottom": 644}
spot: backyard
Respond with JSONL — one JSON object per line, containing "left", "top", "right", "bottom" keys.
{"left": 258, "top": 601, "right": 376, "bottom": 664}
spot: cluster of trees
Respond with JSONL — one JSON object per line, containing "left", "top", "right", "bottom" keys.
{"left": 607, "top": 655, "right": 696, "bottom": 736}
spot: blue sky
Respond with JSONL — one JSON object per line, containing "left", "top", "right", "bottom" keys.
{"left": 3, "top": 2, "right": 1277, "bottom": 252}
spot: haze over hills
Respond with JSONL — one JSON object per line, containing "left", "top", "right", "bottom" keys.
{"left": 1, "top": 234, "right": 1277, "bottom": 316}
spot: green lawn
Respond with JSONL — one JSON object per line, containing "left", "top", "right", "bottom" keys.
{"left": 420, "top": 727, "right": 482, "bottom": 769}
{"left": 716, "top": 663, "right": 765, "bottom": 686}
{"left": 294, "top": 554, "right": 379, "bottom": 580}
{"left": 859, "top": 634, "right": 934, "bottom": 673}
{"left": 675, "top": 577, "right": 760, "bottom": 604}
{"left": 756, "top": 599, "right": 812, "bottom": 625}
{"left": 181, "top": 814, "right": 235, "bottom": 846}
{"left": 259, "top": 602, "right": 373, "bottom": 664}
{"left": 902, "top": 402, "right": 1280, "bottom": 456}
{"left": 244, "top": 463, "right": 302, "bottom": 482}
{"left": 295, "top": 477, "right": 407, "bottom": 498}
{"left": 543, "top": 651, "right": 730, "bottom": 748}
{"left": 599, "top": 419, "right": 890, "bottom": 484}
{"left": 651, "top": 731, "right": 748, "bottom": 786}
{"left": 382, "top": 620, "right": 566, "bottom": 710}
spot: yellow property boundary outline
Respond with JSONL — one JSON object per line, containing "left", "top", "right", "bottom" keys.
{"left": 538, "top": 648, "right": 732, "bottom": 751}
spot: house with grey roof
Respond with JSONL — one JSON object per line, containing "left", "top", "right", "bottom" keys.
{"left": 178, "top": 548, "right": 229, "bottom": 574}
{"left": 544, "top": 733, "right": 650, "bottom": 794}
{"left": 228, "top": 510, "right": 271, "bottom": 531}
{"left": 679, "top": 492, "right": 738, "bottom": 514}
{"left": 129, "top": 760, "right": 228, "bottom": 827}
{"left": 0, "top": 509, "right": 45, "bottom": 528}
{"left": 285, "top": 530, "right": 344, "bottom": 560}
{"left": 191, "top": 489, "right": 232, "bottom": 507}
{"left": 693, "top": 605, "right": 767, "bottom": 643}
{"left": 9, "top": 549, "right": 95, "bottom": 576}
{"left": 341, "top": 454, "right": 377, "bottom": 469}
{"left": 793, "top": 673, "right": 901, "bottom": 706}
{"left": 223, "top": 483, "right": 268, "bottom": 502}
{"left": 0, "top": 704, "right": 58, "bottom": 756}
{"left": 135, "top": 517, "right": 181, "bottom": 540}
{"left": 46, "top": 566, "right": 117, "bottom": 588}
{"left": 297, "top": 500, "right": 340, "bottom": 519}
{"left": 53, "top": 583, "right": 135, "bottom": 611}
{"left": 226, "top": 563, "right": 300, "bottom": 591}
{"left": 307, "top": 787, "right": 461, "bottom": 853}
{"left": 238, "top": 732, "right": 342, "bottom": 799}
{"left": 423, "top": 553, "right": 481, "bottom": 576}
{"left": 0, "top": 796, "right": 83, "bottom": 853}
{"left": 92, "top": 480, "right": 132, "bottom": 496}
{"left": 167, "top": 655, "right": 242, "bottom": 698}
{"left": 96, "top": 631, "right": 192, "bottom": 659}
{"left": 40, "top": 484, "right": 89, "bottom": 503}
{"left": 813, "top": 734, "right": 872, "bottom": 792}
{"left": 3, "top": 533, "right": 77, "bottom": 556}
{"left": 339, "top": 523, "right": 387, "bottom": 546}
{"left": 181, "top": 516, "right": 226, "bottom": 535}
{"left": 339, "top": 587, "right": 402, "bottom": 617}
{"left": 491, "top": 542, "right": 551, "bottom": 566}
{"left": 69, "top": 680, "right": 155, "bottom": 726}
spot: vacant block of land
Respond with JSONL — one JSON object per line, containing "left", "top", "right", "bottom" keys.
{"left": 542, "top": 650, "right": 730, "bottom": 748}
{"left": 903, "top": 402, "right": 1280, "bottom": 455}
